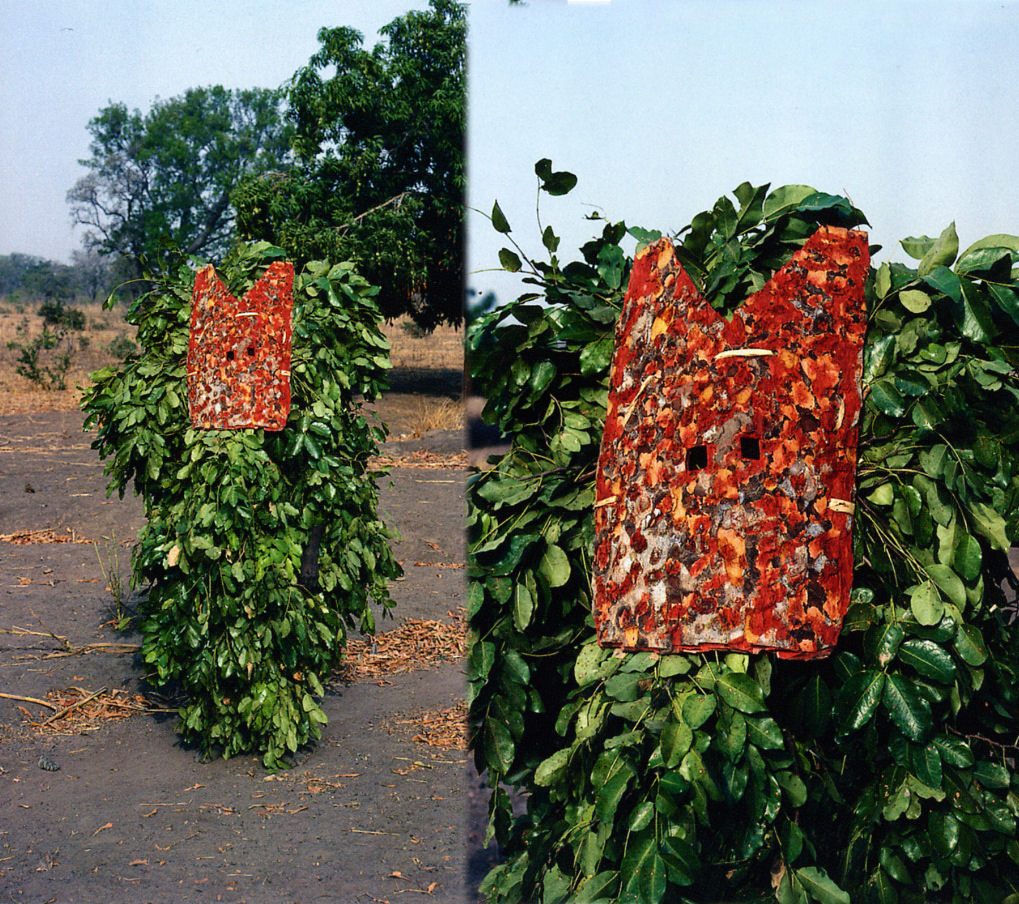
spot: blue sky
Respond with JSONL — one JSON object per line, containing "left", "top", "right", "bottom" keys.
{"left": 467, "top": 0, "right": 1019, "bottom": 306}
{"left": 0, "top": 0, "right": 429, "bottom": 262}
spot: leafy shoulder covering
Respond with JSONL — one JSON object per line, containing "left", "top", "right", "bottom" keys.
{"left": 467, "top": 170, "right": 1019, "bottom": 904}
{"left": 81, "top": 241, "right": 401, "bottom": 769}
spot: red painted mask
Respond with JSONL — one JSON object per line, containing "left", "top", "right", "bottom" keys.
{"left": 187, "top": 261, "right": 294, "bottom": 431}
{"left": 593, "top": 226, "right": 869, "bottom": 659}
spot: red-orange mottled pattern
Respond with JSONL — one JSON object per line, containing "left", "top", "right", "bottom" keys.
{"left": 593, "top": 227, "right": 869, "bottom": 660}
{"left": 187, "top": 261, "right": 294, "bottom": 431}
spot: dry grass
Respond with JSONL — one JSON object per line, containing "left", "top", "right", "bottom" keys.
{"left": 0, "top": 299, "right": 135, "bottom": 415}
{"left": 383, "top": 317, "right": 462, "bottom": 373}
{"left": 0, "top": 306, "right": 463, "bottom": 433}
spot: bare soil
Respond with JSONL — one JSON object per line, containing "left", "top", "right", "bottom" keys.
{"left": 0, "top": 302, "right": 497, "bottom": 902}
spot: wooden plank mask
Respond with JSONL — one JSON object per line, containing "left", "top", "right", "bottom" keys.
{"left": 593, "top": 226, "right": 869, "bottom": 659}
{"left": 187, "top": 261, "right": 294, "bottom": 431}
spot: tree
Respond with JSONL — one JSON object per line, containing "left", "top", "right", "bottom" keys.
{"left": 233, "top": 0, "right": 466, "bottom": 329}
{"left": 68, "top": 86, "right": 291, "bottom": 280}
{"left": 70, "top": 247, "right": 112, "bottom": 302}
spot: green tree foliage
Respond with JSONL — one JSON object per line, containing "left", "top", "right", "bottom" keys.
{"left": 68, "top": 86, "right": 291, "bottom": 280}
{"left": 232, "top": 0, "right": 465, "bottom": 329}
{"left": 467, "top": 167, "right": 1019, "bottom": 903}
{"left": 81, "top": 242, "right": 400, "bottom": 768}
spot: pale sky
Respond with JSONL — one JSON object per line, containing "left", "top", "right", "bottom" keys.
{"left": 467, "top": 0, "right": 1019, "bottom": 306}
{"left": 2, "top": 0, "right": 1018, "bottom": 293}
{"left": 0, "top": 0, "right": 430, "bottom": 262}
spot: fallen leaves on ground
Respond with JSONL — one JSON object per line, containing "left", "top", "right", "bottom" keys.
{"left": 25, "top": 686, "right": 170, "bottom": 735}
{"left": 0, "top": 528, "right": 92, "bottom": 544}
{"left": 337, "top": 611, "right": 466, "bottom": 682}
{"left": 391, "top": 701, "right": 468, "bottom": 751}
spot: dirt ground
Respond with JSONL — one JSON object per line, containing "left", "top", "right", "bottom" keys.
{"left": 0, "top": 305, "right": 499, "bottom": 902}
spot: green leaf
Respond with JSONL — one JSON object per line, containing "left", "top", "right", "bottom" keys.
{"left": 929, "top": 811, "right": 959, "bottom": 855}
{"left": 867, "top": 483, "right": 895, "bottom": 506}
{"left": 595, "top": 761, "right": 633, "bottom": 822}
{"left": 924, "top": 564, "right": 966, "bottom": 609}
{"left": 953, "top": 531, "right": 983, "bottom": 582}
{"left": 957, "top": 233, "right": 1019, "bottom": 268}
{"left": 923, "top": 265, "right": 962, "bottom": 302}
{"left": 909, "top": 581, "right": 944, "bottom": 627}
{"left": 574, "top": 643, "right": 615, "bottom": 686}
{"left": 837, "top": 670, "right": 885, "bottom": 732}
{"left": 874, "top": 262, "right": 892, "bottom": 299}
{"left": 988, "top": 283, "right": 1019, "bottom": 325}
{"left": 864, "top": 622, "right": 905, "bottom": 667}
{"left": 534, "top": 747, "right": 570, "bottom": 786}
{"left": 911, "top": 743, "right": 943, "bottom": 789}
{"left": 498, "top": 248, "right": 522, "bottom": 272}
{"left": 486, "top": 718, "right": 515, "bottom": 773}
{"left": 869, "top": 380, "right": 907, "bottom": 417}
{"left": 932, "top": 735, "right": 973, "bottom": 768}
{"left": 763, "top": 184, "right": 816, "bottom": 220}
{"left": 794, "top": 866, "right": 850, "bottom": 904}
{"left": 534, "top": 158, "right": 578, "bottom": 196}
{"left": 542, "top": 225, "right": 560, "bottom": 252}
{"left": 715, "top": 671, "right": 766, "bottom": 714}
{"left": 745, "top": 715, "right": 785, "bottom": 750}
{"left": 898, "top": 639, "right": 956, "bottom": 683}
{"left": 973, "top": 761, "right": 1010, "bottom": 789}
{"left": 865, "top": 869, "right": 900, "bottom": 904}
{"left": 681, "top": 694, "right": 716, "bottom": 729}
{"left": 513, "top": 584, "right": 534, "bottom": 631}
{"left": 491, "top": 200, "right": 511, "bottom": 234}
{"left": 900, "top": 235, "right": 936, "bottom": 260}
{"left": 883, "top": 673, "right": 931, "bottom": 742}
{"left": 660, "top": 835, "right": 698, "bottom": 886}
{"left": 574, "top": 873, "right": 618, "bottom": 903}
{"left": 539, "top": 544, "right": 571, "bottom": 588}
{"left": 898, "top": 289, "right": 931, "bottom": 313}
{"left": 661, "top": 720, "right": 693, "bottom": 768}
{"left": 580, "top": 337, "right": 614, "bottom": 377}
{"left": 657, "top": 656, "right": 691, "bottom": 678}
{"left": 954, "top": 623, "right": 987, "bottom": 666}
{"left": 879, "top": 848, "right": 911, "bottom": 884}
{"left": 918, "top": 222, "right": 959, "bottom": 276}
{"left": 969, "top": 501, "right": 1010, "bottom": 552}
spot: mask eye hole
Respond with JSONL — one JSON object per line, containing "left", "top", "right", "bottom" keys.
{"left": 226, "top": 350, "right": 235, "bottom": 361}
{"left": 740, "top": 436, "right": 761, "bottom": 460}
{"left": 247, "top": 346, "right": 255, "bottom": 356}
{"left": 686, "top": 445, "right": 707, "bottom": 471}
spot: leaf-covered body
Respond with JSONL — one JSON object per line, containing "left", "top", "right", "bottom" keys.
{"left": 595, "top": 228, "right": 869, "bottom": 658}
{"left": 468, "top": 174, "right": 1019, "bottom": 903}
{"left": 82, "top": 242, "right": 400, "bottom": 768}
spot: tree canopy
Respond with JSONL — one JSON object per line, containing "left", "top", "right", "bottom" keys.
{"left": 67, "top": 86, "right": 291, "bottom": 280}
{"left": 232, "top": 0, "right": 466, "bottom": 328}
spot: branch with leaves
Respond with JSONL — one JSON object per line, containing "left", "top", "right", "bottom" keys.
{"left": 468, "top": 164, "right": 1019, "bottom": 904}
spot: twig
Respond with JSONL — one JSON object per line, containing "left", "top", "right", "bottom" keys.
{"left": 332, "top": 192, "right": 410, "bottom": 234}
{"left": 0, "top": 692, "right": 57, "bottom": 710}
{"left": 39, "top": 686, "right": 107, "bottom": 727}
{"left": 30, "top": 610, "right": 71, "bottom": 652}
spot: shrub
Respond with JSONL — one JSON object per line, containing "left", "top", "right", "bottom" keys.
{"left": 81, "top": 241, "right": 401, "bottom": 768}
{"left": 467, "top": 168, "right": 1019, "bottom": 903}
{"left": 39, "top": 299, "right": 86, "bottom": 331}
